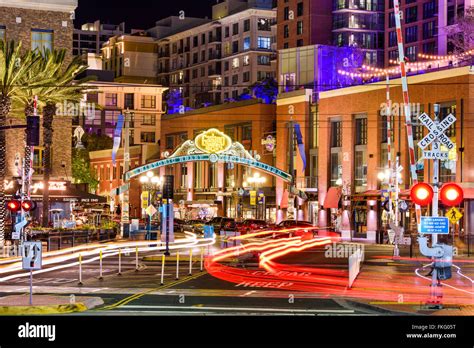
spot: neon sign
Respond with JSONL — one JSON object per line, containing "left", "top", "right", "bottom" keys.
{"left": 195, "top": 128, "right": 232, "bottom": 154}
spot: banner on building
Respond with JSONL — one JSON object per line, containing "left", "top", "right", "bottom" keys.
{"left": 112, "top": 114, "right": 125, "bottom": 165}
{"left": 294, "top": 124, "right": 306, "bottom": 172}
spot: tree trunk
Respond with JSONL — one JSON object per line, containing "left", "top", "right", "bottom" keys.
{"left": 0, "top": 95, "right": 11, "bottom": 245}
{"left": 41, "top": 103, "right": 55, "bottom": 227}
{"left": 24, "top": 102, "right": 34, "bottom": 196}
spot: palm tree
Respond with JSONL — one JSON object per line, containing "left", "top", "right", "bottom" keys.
{"left": 33, "top": 50, "right": 89, "bottom": 227}
{"left": 0, "top": 41, "right": 41, "bottom": 245}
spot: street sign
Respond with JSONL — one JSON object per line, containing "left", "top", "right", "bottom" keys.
{"left": 238, "top": 188, "right": 245, "bottom": 196}
{"left": 446, "top": 207, "right": 463, "bottom": 224}
{"left": 22, "top": 241, "right": 42, "bottom": 270}
{"left": 420, "top": 216, "right": 449, "bottom": 234}
{"left": 394, "top": 236, "right": 412, "bottom": 245}
{"left": 422, "top": 151, "right": 449, "bottom": 160}
{"left": 13, "top": 218, "right": 28, "bottom": 240}
{"left": 250, "top": 191, "right": 257, "bottom": 206}
{"left": 388, "top": 230, "right": 395, "bottom": 244}
{"left": 145, "top": 205, "right": 157, "bottom": 217}
{"left": 417, "top": 113, "right": 456, "bottom": 151}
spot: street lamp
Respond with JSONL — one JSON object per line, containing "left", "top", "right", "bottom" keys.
{"left": 140, "top": 173, "right": 163, "bottom": 240}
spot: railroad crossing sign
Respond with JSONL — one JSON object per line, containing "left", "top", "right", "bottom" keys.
{"left": 417, "top": 113, "right": 456, "bottom": 155}
{"left": 22, "top": 241, "right": 42, "bottom": 270}
{"left": 446, "top": 207, "right": 463, "bottom": 224}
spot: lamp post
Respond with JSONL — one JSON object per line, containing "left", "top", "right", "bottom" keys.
{"left": 248, "top": 172, "right": 267, "bottom": 220}
{"left": 140, "top": 173, "right": 163, "bottom": 240}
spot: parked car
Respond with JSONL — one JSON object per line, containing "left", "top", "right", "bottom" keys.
{"left": 274, "top": 220, "right": 316, "bottom": 239}
{"left": 182, "top": 219, "right": 206, "bottom": 234}
{"left": 205, "top": 217, "right": 235, "bottom": 233}
{"left": 237, "top": 219, "right": 270, "bottom": 234}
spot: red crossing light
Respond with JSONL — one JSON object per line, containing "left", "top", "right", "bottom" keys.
{"left": 6, "top": 200, "right": 21, "bottom": 212}
{"left": 21, "top": 200, "right": 36, "bottom": 212}
{"left": 440, "top": 183, "right": 463, "bottom": 207}
{"left": 410, "top": 183, "right": 434, "bottom": 206}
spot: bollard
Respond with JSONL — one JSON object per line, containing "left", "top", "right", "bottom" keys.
{"left": 99, "top": 250, "right": 103, "bottom": 280}
{"left": 118, "top": 248, "right": 122, "bottom": 276}
{"left": 176, "top": 251, "right": 180, "bottom": 280}
{"left": 135, "top": 246, "right": 139, "bottom": 272}
{"left": 78, "top": 254, "right": 83, "bottom": 286}
{"left": 160, "top": 254, "right": 165, "bottom": 285}
{"left": 200, "top": 248, "right": 204, "bottom": 272}
{"left": 189, "top": 249, "right": 193, "bottom": 275}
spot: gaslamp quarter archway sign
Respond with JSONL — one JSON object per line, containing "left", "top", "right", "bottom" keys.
{"left": 125, "top": 128, "right": 292, "bottom": 183}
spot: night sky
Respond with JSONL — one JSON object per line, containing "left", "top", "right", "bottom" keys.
{"left": 75, "top": 0, "right": 219, "bottom": 30}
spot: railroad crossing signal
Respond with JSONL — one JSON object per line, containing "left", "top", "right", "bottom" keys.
{"left": 446, "top": 207, "right": 463, "bottom": 224}
{"left": 417, "top": 112, "right": 456, "bottom": 154}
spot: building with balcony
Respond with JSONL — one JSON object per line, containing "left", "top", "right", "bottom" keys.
{"left": 384, "top": 0, "right": 468, "bottom": 67}
{"left": 156, "top": 0, "right": 277, "bottom": 109}
{"left": 73, "top": 20, "right": 126, "bottom": 56}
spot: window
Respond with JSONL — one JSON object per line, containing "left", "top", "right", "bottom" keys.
{"left": 233, "top": 23, "right": 239, "bottom": 35}
{"left": 355, "top": 117, "right": 367, "bottom": 145}
{"left": 257, "top": 36, "right": 271, "bottom": 49}
{"left": 224, "top": 61, "right": 229, "bottom": 71}
{"left": 166, "top": 135, "right": 174, "bottom": 149}
{"left": 257, "top": 18, "right": 271, "bottom": 31}
{"left": 141, "top": 132, "right": 156, "bottom": 143}
{"left": 244, "top": 19, "right": 250, "bottom": 32}
{"left": 389, "top": 31, "right": 397, "bottom": 47}
{"left": 405, "top": 26, "right": 418, "bottom": 43}
{"left": 297, "top": 2, "right": 304, "bottom": 16}
{"left": 105, "top": 93, "right": 118, "bottom": 107}
{"left": 242, "top": 124, "right": 252, "bottom": 141}
{"left": 257, "top": 71, "right": 272, "bottom": 81}
{"left": 405, "top": 6, "right": 418, "bottom": 24}
{"left": 257, "top": 55, "right": 270, "bottom": 65}
{"left": 297, "top": 21, "right": 303, "bottom": 35}
{"left": 31, "top": 29, "right": 53, "bottom": 52}
{"left": 423, "top": 21, "right": 437, "bottom": 40}
{"left": 389, "top": 12, "right": 395, "bottom": 28}
{"left": 232, "top": 74, "right": 238, "bottom": 85}
{"left": 141, "top": 114, "right": 156, "bottom": 126}
{"left": 225, "top": 26, "right": 230, "bottom": 38}
{"left": 243, "top": 37, "right": 251, "bottom": 50}
{"left": 105, "top": 110, "right": 121, "bottom": 127}
{"left": 124, "top": 93, "right": 134, "bottom": 109}
{"left": 201, "top": 33, "right": 206, "bottom": 45}
{"left": 354, "top": 150, "right": 367, "bottom": 190}
{"left": 192, "top": 69, "right": 198, "bottom": 78}
{"left": 331, "top": 121, "right": 342, "bottom": 148}
{"left": 243, "top": 55, "right": 250, "bottom": 65}
{"left": 33, "top": 148, "right": 46, "bottom": 175}
{"left": 297, "top": 39, "right": 304, "bottom": 47}
{"left": 423, "top": 1, "right": 436, "bottom": 19}
{"left": 141, "top": 95, "right": 156, "bottom": 109}
{"left": 243, "top": 71, "right": 250, "bottom": 82}
{"left": 232, "top": 41, "right": 239, "bottom": 53}
{"left": 193, "top": 36, "right": 198, "bottom": 47}
{"left": 284, "top": 7, "right": 290, "bottom": 20}
{"left": 284, "top": 25, "right": 289, "bottom": 38}
{"left": 232, "top": 57, "right": 239, "bottom": 68}
{"left": 406, "top": 46, "right": 417, "bottom": 61}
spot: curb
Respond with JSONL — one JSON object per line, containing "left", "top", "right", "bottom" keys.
{"left": 343, "top": 299, "right": 420, "bottom": 316}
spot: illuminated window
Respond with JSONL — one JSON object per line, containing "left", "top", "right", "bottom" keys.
{"left": 31, "top": 29, "right": 53, "bottom": 52}
{"left": 232, "top": 58, "right": 239, "bottom": 68}
{"left": 243, "top": 55, "right": 250, "bottom": 65}
{"left": 105, "top": 93, "right": 117, "bottom": 107}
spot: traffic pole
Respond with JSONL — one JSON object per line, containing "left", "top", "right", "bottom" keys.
{"left": 189, "top": 249, "right": 193, "bottom": 275}
{"left": 118, "top": 248, "right": 122, "bottom": 276}
{"left": 200, "top": 248, "right": 204, "bottom": 272}
{"left": 99, "top": 250, "right": 103, "bottom": 280}
{"left": 78, "top": 254, "right": 83, "bottom": 286}
{"left": 135, "top": 246, "right": 139, "bottom": 272}
{"left": 393, "top": 0, "right": 422, "bottom": 228}
{"left": 160, "top": 254, "right": 165, "bottom": 285}
{"left": 176, "top": 251, "right": 179, "bottom": 280}
{"left": 29, "top": 270, "right": 33, "bottom": 306}
{"left": 431, "top": 104, "right": 441, "bottom": 303}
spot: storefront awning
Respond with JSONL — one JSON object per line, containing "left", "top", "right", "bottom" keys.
{"left": 324, "top": 187, "right": 342, "bottom": 209}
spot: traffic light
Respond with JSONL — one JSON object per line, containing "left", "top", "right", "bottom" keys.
{"left": 410, "top": 183, "right": 434, "bottom": 206}
{"left": 6, "top": 200, "right": 21, "bottom": 213}
{"left": 21, "top": 200, "right": 37, "bottom": 212}
{"left": 439, "top": 183, "right": 464, "bottom": 207}
{"left": 26, "top": 116, "right": 40, "bottom": 146}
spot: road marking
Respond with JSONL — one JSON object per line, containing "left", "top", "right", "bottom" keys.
{"left": 97, "top": 271, "right": 208, "bottom": 311}
{"left": 118, "top": 305, "right": 355, "bottom": 314}
{"left": 241, "top": 291, "right": 256, "bottom": 297}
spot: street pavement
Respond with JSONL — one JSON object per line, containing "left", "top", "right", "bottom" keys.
{"left": 0, "top": 236, "right": 472, "bottom": 315}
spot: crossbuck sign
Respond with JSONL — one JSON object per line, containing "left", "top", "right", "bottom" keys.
{"left": 417, "top": 113, "right": 456, "bottom": 159}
